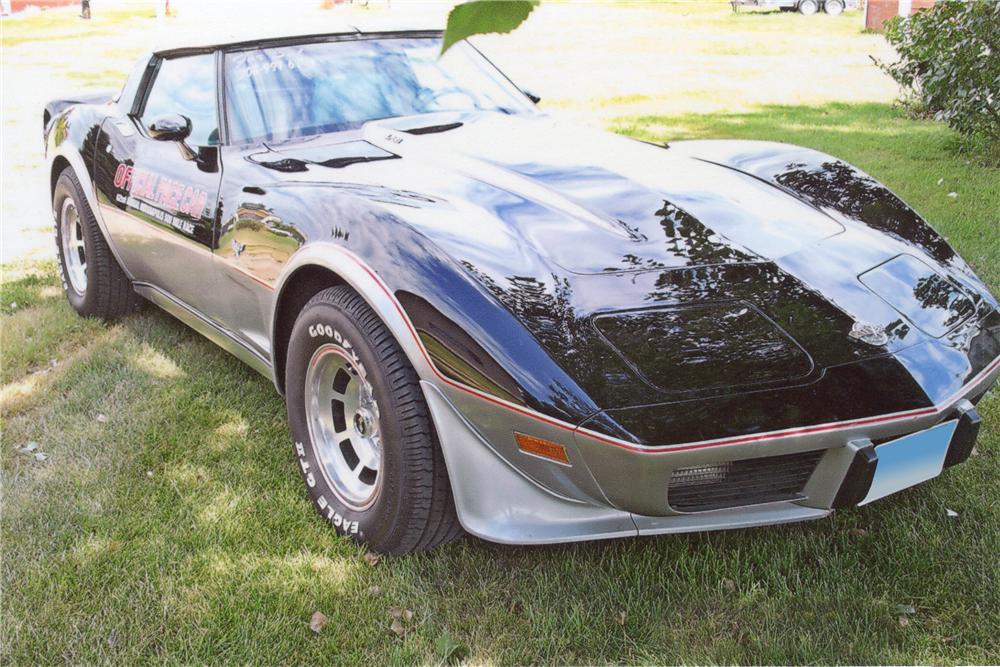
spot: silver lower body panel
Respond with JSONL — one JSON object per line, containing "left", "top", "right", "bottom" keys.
{"left": 422, "top": 381, "right": 830, "bottom": 545}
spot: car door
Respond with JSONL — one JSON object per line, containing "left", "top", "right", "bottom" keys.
{"left": 94, "top": 52, "right": 224, "bottom": 318}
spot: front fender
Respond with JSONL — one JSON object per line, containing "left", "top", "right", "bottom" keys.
{"left": 669, "top": 139, "right": 993, "bottom": 303}
{"left": 269, "top": 242, "right": 438, "bottom": 389}
{"left": 268, "top": 223, "right": 612, "bottom": 508}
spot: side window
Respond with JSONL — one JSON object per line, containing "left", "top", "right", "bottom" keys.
{"left": 140, "top": 54, "right": 219, "bottom": 146}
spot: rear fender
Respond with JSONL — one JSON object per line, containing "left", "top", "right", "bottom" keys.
{"left": 47, "top": 111, "right": 133, "bottom": 280}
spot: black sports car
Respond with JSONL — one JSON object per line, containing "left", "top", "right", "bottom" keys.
{"left": 44, "top": 30, "right": 999, "bottom": 554}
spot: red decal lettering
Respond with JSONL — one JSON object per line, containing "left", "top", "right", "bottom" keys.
{"left": 131, "top": 170, "right": 144, "bottom": 197}
{"left": 192, "top": 190, "right": 208, "bottom": 218}
{"left": 142, "top": 172, "right": 157, "bottom": 199}
{"left": 180, "top": 186, "right": 195, "bottom": 215}
{"left": 156, "top": 178, "right": 173, "bottom": 208}
{"left": 169, "top": 181, "right": 184, "bottom": 211}
{"left": 113, "top": 164, "right": 133, "bottom": 190}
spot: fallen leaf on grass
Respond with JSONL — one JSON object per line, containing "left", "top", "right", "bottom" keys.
{"left": 309, "top": 611, "right": 328, "bottom": 634}
{"left": 388, "top": 606, "right": 414, "bottom": 622}
{"left": 435, "top": 632, "right": 469, "bottom": 664}
{"left": 34, "top": 452, "right": 49, "bottom": 462}
{"left": 617, "top": 610, "right": 626, "bottom": 626}
{"left": 16, "top": 442, "right": 38, "bottom": 455}
{"left": 96, "top": 413, "right": 108, "bottom": 423}
{"left": 849, "top": 528, "right": 868, "bottom": 537}
{"left": 363, "top": 552, "right": 381, "bottom": 567}
{"left": 895, "top": 604, "right": 916, "bottom": 617}
{"left": 947, "top": 192, "right": 958, "bottom": 198}
{"left": 721, "top": 578, "right": 736, "bottom": 593}
{"left": 368, "top": 585, "right": 381, "bottom": 595}
{"left": 389, "top": 618, "right": 406, "bottom": 637}
{"left": 946, "top": 508, "right": 959, "bottom": 518}
{"left": 898, "top": 616, "right": 910, "bottom": 627}
{"left": 936, "top": 177, "right": 944, "bottom": 185}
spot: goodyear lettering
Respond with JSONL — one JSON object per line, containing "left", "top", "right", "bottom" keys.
{"left": 307, "top": 325, "right": 363, "bottom": 373}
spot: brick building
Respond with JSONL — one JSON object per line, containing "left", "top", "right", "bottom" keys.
{"left": 865, "top": 0, "right": 937, "bottom": 31}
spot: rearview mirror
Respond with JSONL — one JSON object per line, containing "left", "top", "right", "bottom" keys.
{"left": 148, "top": 114, "right": 192, "bottom": 142}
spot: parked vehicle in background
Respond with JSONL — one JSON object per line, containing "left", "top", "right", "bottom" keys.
{"left": 731, "top": 0, "right": 848, "bottom": 15}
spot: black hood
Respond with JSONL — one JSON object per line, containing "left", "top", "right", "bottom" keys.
{"left": 264, "top": 112, "right": 998, "bottom": 422}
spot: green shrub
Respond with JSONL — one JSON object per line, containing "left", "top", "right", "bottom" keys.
{"left": 879, "top": 0, "right": 1000, "bottom": 160}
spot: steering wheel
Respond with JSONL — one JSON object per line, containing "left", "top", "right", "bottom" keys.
{"left": 415, "top": 86, "right": 479, "bottom": 110}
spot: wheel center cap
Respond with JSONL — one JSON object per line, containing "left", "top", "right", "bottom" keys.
{"left": 353, "top": 408, "right": 374, "bottom": 437}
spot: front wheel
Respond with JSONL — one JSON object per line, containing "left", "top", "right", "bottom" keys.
{"left": 798, "top": 0, "right": 819, "bottom": 14}
{"left": 285, "top": 286, "right": 463, "bottom": 554}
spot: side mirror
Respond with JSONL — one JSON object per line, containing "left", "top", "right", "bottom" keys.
{"left": 147, "top": 114, "right": 192, "bottom": 142}
{"left": 522, "top": 89, "right": 541, "bottom": 105}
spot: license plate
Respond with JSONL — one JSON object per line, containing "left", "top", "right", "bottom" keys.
{"left": 859, "top": 420, "right": 957, "bottom": 506}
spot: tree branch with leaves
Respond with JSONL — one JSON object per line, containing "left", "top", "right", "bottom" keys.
{"left": 441, "top": 0, "right": 539, "bottom": 55}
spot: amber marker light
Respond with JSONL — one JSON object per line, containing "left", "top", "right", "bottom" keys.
{"left": 515, "top": 432, "right": 571, "bottom": 464}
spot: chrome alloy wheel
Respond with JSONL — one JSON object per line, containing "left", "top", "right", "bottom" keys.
{"left": 60, "top": 198, "right": 87, "bottom": 295}
{"left": 305, "top": 343, "right": 383, "bottom": 510}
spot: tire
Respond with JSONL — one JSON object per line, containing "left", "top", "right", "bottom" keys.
{"left": 798, "top": 0, "right": 818, "bottom": 14}
{"left": 824, "top": 0, "right": 844, "bottom": 14}
{"left": 53, "top": 168, "right": 141, "bottom": 320}
{"left": 285, "top": 286, "right": 463, "bottom": 554}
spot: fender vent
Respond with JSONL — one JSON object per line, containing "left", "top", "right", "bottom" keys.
{"left": 668, "top": 449, "right": 823, "bottom": 512}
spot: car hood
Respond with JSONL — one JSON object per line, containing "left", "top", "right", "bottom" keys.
{"left": 262, "top": 111, "right": 997, "bottom": 410}
{"left": 364, "top": 111, "right": 847, "bottom": 275}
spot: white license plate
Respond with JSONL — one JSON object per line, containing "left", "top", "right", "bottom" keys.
{"left": 859, "top": 420, "right": 957, "bottom": 506}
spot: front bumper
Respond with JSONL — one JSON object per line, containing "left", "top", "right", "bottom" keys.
{"left": 422, "top": 351, "right": 997, "bottom": 545}
{"left": 832, "top": 402, "right": 981, "bottom": 508}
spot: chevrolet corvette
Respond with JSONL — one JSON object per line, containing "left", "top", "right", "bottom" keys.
{"left": 44, "top": 30, "right": 999, "bottom": 553}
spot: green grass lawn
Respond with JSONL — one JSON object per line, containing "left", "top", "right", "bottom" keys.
{"left": 3, "top": 101, "right": 998, "bottom": 666}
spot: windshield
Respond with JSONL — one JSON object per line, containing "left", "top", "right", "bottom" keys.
{"left": 224, "top": 37, "right": 533, "bottom": 144}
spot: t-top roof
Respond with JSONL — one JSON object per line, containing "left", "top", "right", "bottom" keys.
{"left": 151, "top": 27, "right": 443, "bottom": 58}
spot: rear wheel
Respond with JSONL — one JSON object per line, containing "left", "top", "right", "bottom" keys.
{"left": 824, "top": 0, "right": 844, "bottom": 14}
{"left": 285, "top": 286, "right": 463, "bottom": 554}
{"left": 798, "top": 0, "right": 819, "bottom": 14}
{"left": 53, "top": 168, "right": 141, "bottom": 320}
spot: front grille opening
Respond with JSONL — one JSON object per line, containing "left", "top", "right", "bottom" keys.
{"left": 668, "top": 449, "right": 824, "bottom": 512}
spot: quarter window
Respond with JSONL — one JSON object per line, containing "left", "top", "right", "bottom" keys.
{"left": 141, "top": 54, "right": 220, "bottom": 146}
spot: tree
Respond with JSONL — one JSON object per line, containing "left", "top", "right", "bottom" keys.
{"left": 879, "top": 1, "right": 1000, "bottom": 160}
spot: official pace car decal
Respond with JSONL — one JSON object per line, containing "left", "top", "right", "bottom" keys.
{"left": 112, "top": 163, "right": 209, "bottom": 235}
